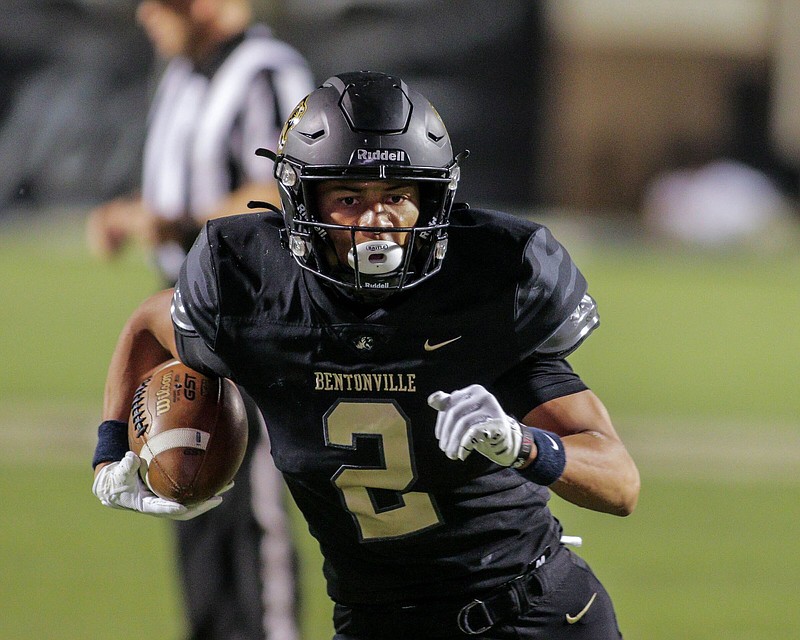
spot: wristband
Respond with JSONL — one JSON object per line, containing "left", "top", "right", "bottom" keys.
{"left": 515, "top": 426, "right": 566, "bottom": 486}
{"left": 91, "top": 420, "right": 129, "bottom": 469}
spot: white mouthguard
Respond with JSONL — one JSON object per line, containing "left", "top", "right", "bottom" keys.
{"left": 347, "top": 240, "right": 404, "bottom": 275}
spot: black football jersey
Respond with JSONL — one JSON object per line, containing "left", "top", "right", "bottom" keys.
{"left": 173, "top": 206, "right": 594, "bottom": 605}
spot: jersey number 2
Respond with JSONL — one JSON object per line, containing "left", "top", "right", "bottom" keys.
{"left": 325, "top": 400, "right": 442, "bottom": 541}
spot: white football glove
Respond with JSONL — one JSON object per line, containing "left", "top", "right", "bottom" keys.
{"left": 428, "top": 384, "right": 522, "bottom": 466}
{"left": 92, "top": 451, "right": 223, "bottom": 521}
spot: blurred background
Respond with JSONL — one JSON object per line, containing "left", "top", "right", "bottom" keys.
{"left": 1, "top": 1, "right": 799, "bottom": 639}
{"left": 5, "top": 0, "right": 800, "bottom": 224}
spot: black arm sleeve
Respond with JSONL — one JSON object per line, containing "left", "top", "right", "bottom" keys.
{"left": 170, "top": 227, "right": 234, "bottom": 379}
{"left": 492, "top": 357, "right": 588, "bottom": 421}
{"left": 174, "top": 329, "right": 234, "bottom": 379}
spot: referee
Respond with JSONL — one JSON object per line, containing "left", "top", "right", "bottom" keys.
{"left": 87, "top": 2, "right": 315, "bottom": 639}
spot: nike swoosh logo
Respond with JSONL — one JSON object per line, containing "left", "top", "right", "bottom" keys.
{"left": 544, "top": 433, "right": 560, "bottom": 451}
{"left": 566, "top": 592, "right": 597, "bottom": 624}
{"left": 424, "top": 336, "right": 462, "bottom": 352}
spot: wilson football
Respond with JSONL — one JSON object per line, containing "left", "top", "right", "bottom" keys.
{"left": 128, "top": 359, "right": 248, "bottom": 506}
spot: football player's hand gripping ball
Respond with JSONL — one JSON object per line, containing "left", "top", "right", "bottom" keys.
{"left": 429, "top": 384, "right": 522, "bottom": 466}
{"left": 92, "top": 451, "right": 224, "bottom": 521}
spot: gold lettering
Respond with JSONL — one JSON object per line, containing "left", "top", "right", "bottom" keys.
{"left": 396, "top": 374, "right": 408, "bottom": 392}
{"left": 313, "top": 371, "right": 418, "bottom": 393}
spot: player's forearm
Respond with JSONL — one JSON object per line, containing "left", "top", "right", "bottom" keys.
{"left": 551, "top": 433, "right": 640, "bottom": 516}
{"left": 522, "top": 390, "right": 640, "bottom": 516}
{"left": 102, "top": 289, "right": 178, "bottom": 421}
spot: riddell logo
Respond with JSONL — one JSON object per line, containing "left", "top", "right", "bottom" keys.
{"left": 354, "top": 148, "right": 407, "bottom": 163}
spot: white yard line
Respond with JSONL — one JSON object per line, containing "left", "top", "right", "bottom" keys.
{"left": 620, "top": 416, "right": 800, "bottom": 482}
{"left": 1, "top": 407, "right": 798, "bottom": 482}
{"left": 0, "top": 405, "right": 99, "bottom": 466}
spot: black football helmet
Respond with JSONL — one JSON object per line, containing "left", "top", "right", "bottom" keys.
{"left": 266, "top": 71, "right": 467, "bottom": 299}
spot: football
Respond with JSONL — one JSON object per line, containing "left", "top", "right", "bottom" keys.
{"left": 128, "top": 359, "right": 248, "bottom": 506}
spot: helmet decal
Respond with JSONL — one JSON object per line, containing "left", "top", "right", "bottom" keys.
{"left": 278, "top": 97, "right": 308, "bottom": 152}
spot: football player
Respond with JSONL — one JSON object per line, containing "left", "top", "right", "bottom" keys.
{"left": 92, "top": 71, "right": 640, "bottom": 639}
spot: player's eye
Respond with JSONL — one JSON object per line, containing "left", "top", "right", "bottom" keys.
{"left": 387, "top": 194, "right": 406, "bottom": 205}
{"left": 340, "top": 196, "right": 357, "bottom": 206}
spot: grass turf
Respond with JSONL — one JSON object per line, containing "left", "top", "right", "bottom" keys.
{"left": 1, "top": 211, "right": 798, "bottom": 639}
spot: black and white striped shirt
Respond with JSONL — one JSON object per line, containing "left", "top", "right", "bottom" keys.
{"left": 141, "top": 24, "right": 315, "bottom": 280}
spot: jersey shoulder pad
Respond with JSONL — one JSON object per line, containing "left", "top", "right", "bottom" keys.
{"left": 534, "top": 293, "right": 599, "bottom": 357}
{"left": 170, "top": 286, "right": 195, "bottom": 333}
{"left": 515, "top": 225, "right": 590, "bottom": 357}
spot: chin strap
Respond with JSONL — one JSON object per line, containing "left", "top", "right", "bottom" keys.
{"left": 255, "top": 147, "right": 277, "bottom": 161}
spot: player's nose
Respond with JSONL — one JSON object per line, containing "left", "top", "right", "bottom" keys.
{"left": 359, "top": 202, "right": 392, "bottom": 228}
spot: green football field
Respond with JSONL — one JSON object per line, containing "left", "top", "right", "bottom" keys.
{"left": 1, "top": 211, "right": 798, "bottom": 639}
